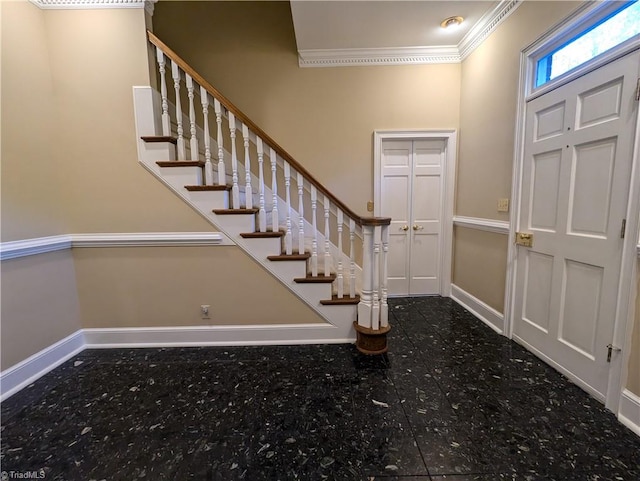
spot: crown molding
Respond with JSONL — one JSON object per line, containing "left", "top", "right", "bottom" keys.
{"left": 458, "top": 0, "right": 522, "bottom": 61}
{"left": 298, "top": 0, "right": 522, "bottom": 68}
{"left": 298, "top": 46, "right": 461, "bottom": 68}
{"left": 30, "top": 0, "right": 157, "bottom": 15}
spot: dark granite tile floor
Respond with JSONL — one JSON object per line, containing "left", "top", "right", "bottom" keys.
{"left": 1, "top": 297, "right": 639, "bottom": 480}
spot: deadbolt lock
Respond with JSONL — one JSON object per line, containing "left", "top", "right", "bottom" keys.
{"left": 515, "top": 232, "right": 534, "bottom": 247}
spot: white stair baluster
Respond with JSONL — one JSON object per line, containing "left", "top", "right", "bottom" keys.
{"left": 323, "top": 195, "right": 331, "bottom": 277}
{"left": 257, "top": 138, "right": 267, "bottom": 232}
{"left": 199, "top": 86, "right": 213, "bottom": 186}
{"left": 185, "top": 74, "right": 199, "bottom": 160}
{"left": 270, "top": 148, "right": 279, "bottom": 232}
{"left": 229, "top": 112, "right": 240, "bottom": 208}
{"left": 284, "top": 162, "right": 293, "bottom": 255}
{"left": 337, "top": 210, "right": 344, "bottom": 298}
{"left": 358, "top": 224, "right": 374, "bottom": 328}
{"left": 171, "top": 61, "right": 186, "bottom": 160}
{"left": 381, "top": 224, "right": 390, "bottom": 327}
{"left": 156, "top": 48, "right": 170, "bottom": 136}
{"left": 214, "top": 99, "right": 226, "bottom": 186}
{"left": 372, "top": 225, "right": 381, "bottom": 330}
{"left": 311, "top": 187, "right": 318, "bottom": 277}
{"left": 242, "top": 124, "right": 253, "bottom": 209}
{"left": 349, "top": 219, "right": 356, "bottom": 298}
{"left": 297, "top": 173, "right": 305, "bottom": 255}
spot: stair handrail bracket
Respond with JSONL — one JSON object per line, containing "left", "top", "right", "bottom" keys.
{"left": 141, "top": 30, "right": 392, "bottom": 352}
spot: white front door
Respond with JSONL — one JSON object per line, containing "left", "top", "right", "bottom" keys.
{"left": 513, "top": 51, "right": 639, "bottom": 400}
{"left": 381, "top": 139, "right": 445, "bottom": 296}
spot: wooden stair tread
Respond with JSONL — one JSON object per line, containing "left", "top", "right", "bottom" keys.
{"left": 267, "top": 253, "right": 311, "bottom": 261}
{"left": 320, "top": 295, "right": 360, "bottom": 305}
{"left": 294, "top": 274, "right": 336, "bottom": 283}
{"left": 185, "top": 185, "right": 231, "bottom": 191}
{"left": 142, "top": 136, "right": 177, "bottom": 144}
{"left": 157, "top": 161, "right": 205, "bottom": 167}
{"left": 213, "top": 208, "right": 259, "bottom": 215}
{"left": 240, "top": 231, "right": 284, "bottom": 238}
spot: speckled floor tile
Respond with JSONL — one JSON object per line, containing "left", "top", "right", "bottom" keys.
{"left": 2, "top": 296, "right": 639, "bottom": 481}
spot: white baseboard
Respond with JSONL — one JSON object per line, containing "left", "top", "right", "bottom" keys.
{"left": 450, "top": 284, "right": 504, "bottom": 334}
{"left": 0, "top": 330, "right": 85, "bottom": 401}
{"left": 618, "top": 389, "right": 640, "bottom": 436}
{"left": 83, "top": 323, "right": 355, "bottom": 348}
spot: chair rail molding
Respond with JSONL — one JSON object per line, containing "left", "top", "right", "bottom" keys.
{"left": 0, "top": 232, "right": 234, "bottom": 260}
{"left": 453, "top": 215, "right": 510, "bottom": 235}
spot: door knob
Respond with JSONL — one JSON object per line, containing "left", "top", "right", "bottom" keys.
{"left": 401, "top": 225, "right": 409, "bottom": 231}
{"left": 413, "top": 225, "right": 424, "bottom": 231}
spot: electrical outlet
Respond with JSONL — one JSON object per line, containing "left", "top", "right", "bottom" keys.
{"left": 200, "top": 305, "right": 210, "bottom": 320}
{"left": 497, "top": 198, "right": 509, "bottom": 212}
{"left": 367, "top": 201, "right": 374, "bottom": 212}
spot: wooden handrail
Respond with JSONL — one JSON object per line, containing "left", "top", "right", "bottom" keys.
{"left": 147, "top": 30, "right": 390, "bottom": 227}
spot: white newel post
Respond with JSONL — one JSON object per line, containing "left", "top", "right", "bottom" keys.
{"left": 284, "top": 162, "right": 293, "bottom": 255}
{"left": 371, "top": 225, "right": 381, "bottom": 330}
{"left": 242, "top": 124, "right": 253, "bottom": 209}
{"left": 257, "top": 138, "right": 267, "bottom": 232}
{"left": 381, "top": 224, "right": 390, "bottom": 328}
{"left": 229, "top": 113, "right": 240, "bottom": 208}
{"left": 311, "top": 187, "right": 318, "bottom": 277}
{"left": 156, "top": 48, "right": 170, "bottom": 136}
{"left": 199, "top": 86, "right": 213, "bottom": 186}
{"left": 297, "top": 173, "right": 305, "bottom": 255}
{"left": 337, "top": 210, "right": 344, "bottom": 298}
{"left": 355, "top": 218, "right": 392, "bottom": 355}
{"left": 185, "top": 75, "right": 199, "bottom": 161}
{"left": 171, "top": 61, "right": 186, "bottom": 160}
{"left": 358, "top": 224, "right": 374, "bottom": 328}
{"left": 214, "top": 99, "right": 226, "bottom": 186}
{"left": 270, "top": 148, "right": 279, "bottom": 232}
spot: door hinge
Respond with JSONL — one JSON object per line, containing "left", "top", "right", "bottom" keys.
{"left": 607, "top": 343, "right": 621, "bottom": 362}
{"left": 636, "top": 78, "right": 640, "bottom": 101}
{"left": 621, "top": 218, "right": 626, "bottom": 239}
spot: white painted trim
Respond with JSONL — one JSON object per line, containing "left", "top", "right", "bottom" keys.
{"left": 0, "top": 232, "right": 236, "bottom": 260}
{"left": 453, "top": 216, "right": 510, "bottom": 235}
{"left": 83, "top": 324, "right": 354, "bottom": 348}
{"left": 618, "top": 389, "right": 640, "bottom": 436}
{"left": 71, "top": 232, "right": 234, "bottom": 248}
{"left": 297, "top": 0, "right": 522, "bottom": 68}
{"left": 0, "top": 235, "right": 72, "bottom": 261}
{"left": 451, "top": 284, "right": 504, "bottom": 335}
{"left": 30, "top": 0, "right": 157, "bottom": 14}
{"left": 458, "top": 0, "right": 522, "bottom": 61}
{"left": 373, "top": 129, "right": 456, "bottom": 297}
{"left": 0, "top": 330, "right": 85, "bottom": 401}
{"left": 298, "top": 46, "right": 460, "bottom": 68}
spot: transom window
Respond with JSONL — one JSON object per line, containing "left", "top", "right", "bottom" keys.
{"left": 534, "top": 0, "right": 640, "bottom": 89}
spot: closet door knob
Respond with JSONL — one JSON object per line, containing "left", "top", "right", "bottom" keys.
{"left": 413, "top": 225, "right": 424, "bottom": 231}
{"left": 401, "top": 225, "right": 409, "bottom": 231}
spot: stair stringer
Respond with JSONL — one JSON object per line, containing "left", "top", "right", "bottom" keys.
{"left": 133, "top": 86, "right": 357, "bottom": 342}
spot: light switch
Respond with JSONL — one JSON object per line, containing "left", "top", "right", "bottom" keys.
{"left": 497, "top": 198, "right": 509, "bottom": 212}
{"left": 367, "top": 201, "right": 374, "bottom": 212}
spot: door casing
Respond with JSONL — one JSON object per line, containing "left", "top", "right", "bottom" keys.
{"left": 373, "top": 130, "right": 457, "bottom": 298}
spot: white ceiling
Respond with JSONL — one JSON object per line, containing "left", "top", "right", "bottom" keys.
{"left": 290, "top": 1, "right": 518, "bottom": 66}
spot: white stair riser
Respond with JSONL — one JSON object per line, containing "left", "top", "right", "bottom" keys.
{"left": 185, "top": 191, "right": 229, "bottom": 210}
{"left": 157, "top": 166, "right": 203, "bottom": 187}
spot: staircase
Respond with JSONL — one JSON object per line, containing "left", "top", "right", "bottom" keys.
{"left": 133, "top": 31, "right": 391, "bottom": 353}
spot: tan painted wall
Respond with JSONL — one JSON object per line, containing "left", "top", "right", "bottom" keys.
{"left": 152, "top": 1, "right": 461, "bottom": 215}
{"left": 453, "top": 1, "right": 579, "bottom": 310}
{"left": 627, "top": 262, "right": 640, "bottom": 396}
{"left": 1, "top": 250, "right": 82, "bottom": 370}
{"left": 1, "top": 1, "right": 66, "bottom": 241}
{"left": 453, "top": 227, "right": 508, "bottom": 313}
{"left": 73, "top": 246, "right": 324, "bottom": 327}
